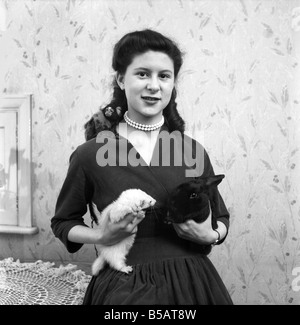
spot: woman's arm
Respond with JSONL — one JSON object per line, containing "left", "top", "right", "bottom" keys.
{"left": 52, "top": 146, "right": 147, "bottom": 251}
{"left": 68, "top": 210, "right": 145, "bottom": 246}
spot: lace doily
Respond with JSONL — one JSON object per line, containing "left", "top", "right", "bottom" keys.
{"left": 0, "top": 258, "right": 92, "bottom": 305}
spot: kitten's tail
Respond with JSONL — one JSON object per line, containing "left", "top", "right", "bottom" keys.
{"left": 91, "top": 254, "right": 106, "bottom": 276}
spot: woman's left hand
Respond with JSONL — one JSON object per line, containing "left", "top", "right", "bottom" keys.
{"left": 173, "top": 209, "right": 218, "bottom": 245}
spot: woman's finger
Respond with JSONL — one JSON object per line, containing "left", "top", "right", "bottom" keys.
{"left": 121, "top": 211, "right": 145, "bottom": 230}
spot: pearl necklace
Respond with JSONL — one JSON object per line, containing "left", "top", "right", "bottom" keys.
{"left": 123, "top": 111, "right": 164, "bottom": 131}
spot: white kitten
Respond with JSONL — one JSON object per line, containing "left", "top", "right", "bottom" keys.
{"left": 91, "top": 189, "right": 156, "bottom": 276}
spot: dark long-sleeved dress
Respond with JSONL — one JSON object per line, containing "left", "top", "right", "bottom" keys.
{"left": 51, "top": 125, "right": 233, "bottom": 305}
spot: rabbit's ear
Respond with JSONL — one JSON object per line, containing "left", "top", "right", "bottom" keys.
{"left": 205, "top": 174, "right": 225, "bottom": 187}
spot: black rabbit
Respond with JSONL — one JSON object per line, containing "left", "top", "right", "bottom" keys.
{"left": 165, "top": 174, "right": 225, "bottom": 229}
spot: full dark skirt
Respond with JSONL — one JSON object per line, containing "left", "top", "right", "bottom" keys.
{"left": 82, "top": 236, "right": 233, "bottom": 305}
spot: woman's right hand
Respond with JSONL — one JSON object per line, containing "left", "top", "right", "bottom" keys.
{"left": 96, "top": 210, "right": 145, "bottom": 246}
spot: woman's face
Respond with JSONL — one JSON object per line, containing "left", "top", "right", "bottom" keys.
{"left": 117, "top": 50, "right": 175, "bottom": 124}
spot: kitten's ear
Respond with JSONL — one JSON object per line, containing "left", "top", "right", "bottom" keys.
{"left": 205, "top": 174, "right": 225, "bottom": 187}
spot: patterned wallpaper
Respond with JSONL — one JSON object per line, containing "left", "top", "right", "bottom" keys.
{"left": 0, "top": 0, "right": 300, "bottom": 305}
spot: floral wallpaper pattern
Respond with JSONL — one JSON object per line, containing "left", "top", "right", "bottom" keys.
{"left": 0, "top": 0, "right": 299, "bottom": 305}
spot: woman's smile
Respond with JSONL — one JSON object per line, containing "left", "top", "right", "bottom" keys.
{"left": 141, "top": 96, "right": 161, "bottom": 104}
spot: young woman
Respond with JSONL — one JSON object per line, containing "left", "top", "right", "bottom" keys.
{"left": 51, "top": 29, "right": 233, "bottom": 305}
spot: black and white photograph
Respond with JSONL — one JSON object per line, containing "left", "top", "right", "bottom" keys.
{"left": 0, "top": 0, "right": 299, "bottom": 309}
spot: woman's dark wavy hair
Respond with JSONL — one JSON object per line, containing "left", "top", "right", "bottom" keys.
{"left": 84, "top": 29, "right": 185, "bottom": 140}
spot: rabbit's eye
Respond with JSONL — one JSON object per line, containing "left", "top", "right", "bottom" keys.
{"left": 190, "top": 193, "right": 199, "bottom": 199}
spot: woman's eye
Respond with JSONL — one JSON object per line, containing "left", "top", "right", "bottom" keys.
{"left": 160, "top": 74, "right": 170, "bottom": 79}
{"left": 138, "top": 72, "right": 148, "bottom": 78}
